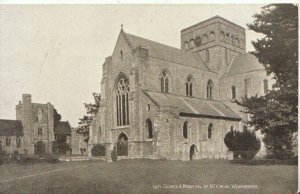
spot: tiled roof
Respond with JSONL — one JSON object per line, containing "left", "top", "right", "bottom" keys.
{"left": 0, "top": 119, "right": 23, "bottom": 136}
{"left": 144, "top": 91, "right": 241, "bottom": 121}
{"left": 54, "top": 121, "right": 71, "bottom": 135}
{"left": 123, "top": 31, "right": 210, "bottom": 71}
{"left": 225, "top": 53, "right": 265, "bottom": 77}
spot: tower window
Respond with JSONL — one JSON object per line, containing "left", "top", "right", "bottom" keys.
{"left": 116, "top": 74, "right": 130, "bottom": 126}
{"left": 183, "top": 41, "right": 189, "bottom": 49}
{"left": 231, "top": 86, "right": 236, "bottom": 99}
{"left": 38, "top": 127, "right": 42, "bottom": 135}
{"left": 195, "top": 36, "right": 201, "bottom": 47}
{"left": 160, "top": 70, "right": 170, "bottom": 93}
{"left": 209, "top": 31, "right": 215, "bottom": 41}
{"left": 189, "top": 39, "right": 195, "bottom": 48}
{"left": 220, "top": 31, "right": 225, "bottom": 41}
{"left": 202, "top": 34, "right": 208, "bottom": 44}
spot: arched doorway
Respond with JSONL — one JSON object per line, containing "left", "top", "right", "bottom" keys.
{"left": 117, "top": 132, "right": 128, "bottom": 156}
{"left": 190, "top": 144, "right": 197, "bottom": 160}
{"left": 34, "top": 141, "right": 45, "bottom": 155}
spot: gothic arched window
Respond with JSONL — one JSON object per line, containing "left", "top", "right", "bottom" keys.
{"left": 189, "top": 39, "right": 195, "bottom": 48}
{"left": 207, "top": 80, "right": 214, "bottom": 99}
{"left": 226, "top": 33, "right": 230, "bottom": 42}
{"left": 160, "top": 70, "right": 170, "bottom": 93}
{"left": 208, "top": 123, "right": 213, "bottom": 139}
{"left": 220, "top": 31, "right": 225, "bottom": 41}
{"left": 209, "top": 31, "right": 215, "bottom": 41}
{"left": 146, "top": 119, "right": 153, "bottom": 139}
{"left": 116, "top": 75, "right": 130, "bottom": 126}
{"left": 183, "top": 121, "right": 188, "bottom": 139}
{"left": 231, "top": 35, "right": 235, "bottom": 45}
{"left": 195, "top": 36, "right": 201, "bottom": 47}
{"left": 202, "top": 34, "right": 208, "bottom": 44}
{"left": 186, "top": 75, "right": 193, "bottom": 96}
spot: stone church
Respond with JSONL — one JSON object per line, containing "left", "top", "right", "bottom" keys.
{"left": 0, "top": 94, "right": 72, "bottom": 155}
{"left": 88, "top": 16, "right": 273, "bottom": 161}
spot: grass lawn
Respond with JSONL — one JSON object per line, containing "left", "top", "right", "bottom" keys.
{"left": 0, "top": 159, "right": 297, "bottom": 194}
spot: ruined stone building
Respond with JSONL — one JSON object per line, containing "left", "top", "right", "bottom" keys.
{"left": 0, "top": 94, "right": 71, "bottom": 155}
{"left": 88, "top": 16, "right": 274, "bottom": 161}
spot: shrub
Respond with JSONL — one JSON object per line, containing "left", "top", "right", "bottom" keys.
{"left": 91, "top": 144, "right": 106, "bottom": 156}
{"left": 224, "top": 127, "right": 261, "bottom": 160}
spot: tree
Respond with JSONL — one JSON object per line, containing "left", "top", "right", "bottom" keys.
{"left": 77, "top": 93, "right": 101, "bottom": 142}
{"left": 237, "top": 4, "right": 298, "bottom": 159}
{"left": 53, "top": 108, "right": 61, "bottom": 127}
{"left": 224, "top": 126, "right": 261, "bottom": 160}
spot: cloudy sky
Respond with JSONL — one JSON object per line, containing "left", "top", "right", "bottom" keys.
{"left": 0, "top": 4, "right": 266, "bottom": 126}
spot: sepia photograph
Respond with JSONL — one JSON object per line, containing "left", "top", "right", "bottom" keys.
{"left": 0, "top": 2, "right": 298, "bottom": 194}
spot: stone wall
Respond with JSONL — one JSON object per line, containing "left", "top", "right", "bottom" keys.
{"left": 0, "top": 136, "right": 23, "bottom": 154}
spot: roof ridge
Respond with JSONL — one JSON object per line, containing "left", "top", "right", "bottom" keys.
{"left": 124, "top": 32, "right": 194, "bottom": 54}
{"left": 0, "top": 119, "right": 19, "bottom": 121}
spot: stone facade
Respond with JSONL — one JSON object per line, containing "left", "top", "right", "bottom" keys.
{"left": 88, "top": 16, "right": 274, "bottom": 161}
{"left": 0, "top": 94, "right": 71, "bottom": 155}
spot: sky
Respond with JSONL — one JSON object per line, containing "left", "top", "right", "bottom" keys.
{"left": 0, "top": 4, "right": 266, "bottom": 126}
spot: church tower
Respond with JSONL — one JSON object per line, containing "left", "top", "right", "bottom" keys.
{"left": 180, "top": 16, "right": 246, "bottom": 74}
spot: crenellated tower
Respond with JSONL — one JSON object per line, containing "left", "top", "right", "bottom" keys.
{"left": 180, "top": 16, "right": 246, "bottom": 74}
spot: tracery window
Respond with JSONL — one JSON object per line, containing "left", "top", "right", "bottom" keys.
{"left": 116, "top": 75, "right": 130, "bottom": 126}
